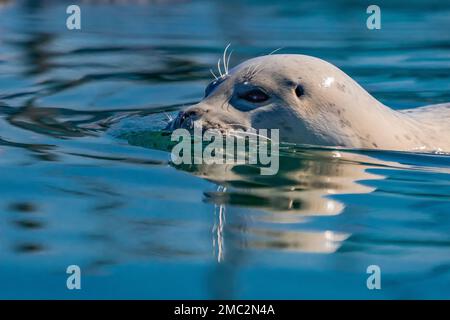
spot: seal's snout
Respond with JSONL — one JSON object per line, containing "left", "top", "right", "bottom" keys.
{"left": 167, "top": 107, "right": 205, "bottom": 131}
{"left": 178, "top": 108, "right": 203, "bottom": 128}
{"left": 167, "top": 101, "right": 250, "bottom": 133}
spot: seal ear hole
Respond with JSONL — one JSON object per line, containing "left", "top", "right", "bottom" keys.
{"left": 295, "top": 85, "right": 305, "bottom": 98}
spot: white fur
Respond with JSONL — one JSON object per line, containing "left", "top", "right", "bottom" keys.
{"left": 171, "top": 54, "right": 450, "bottom": 153}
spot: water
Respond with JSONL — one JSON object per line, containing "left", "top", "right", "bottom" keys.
{"left": 1, "top": 0, "right": 450, "bottom": 299}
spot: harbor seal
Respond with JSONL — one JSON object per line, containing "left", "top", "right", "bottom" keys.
{"left": 166, "top": 54, "right": 450, "bottom": 153}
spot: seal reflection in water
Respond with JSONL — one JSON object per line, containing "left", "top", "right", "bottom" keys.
{"left": 167, "top": 53, "right": 450, "bottom": 153}
{"left": 121, "top": 128, "right": 390, "bottom": 255}
{"left": 170, "top": 149, "right": 400, "bottom": 257}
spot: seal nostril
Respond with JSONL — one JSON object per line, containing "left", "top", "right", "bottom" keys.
{"left": 186, "top": 109, "right": 203, "bottom": 118}
{"left": 177, "top": 109, "right": 203, "bottom": 127}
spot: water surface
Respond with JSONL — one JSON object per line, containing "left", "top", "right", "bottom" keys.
{"left": 0, "top": 0, "right": 450, "bottom": 299}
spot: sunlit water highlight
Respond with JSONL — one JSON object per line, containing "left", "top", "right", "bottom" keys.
{"left": 0, "top": 0, "right": 450, "bottom": 299}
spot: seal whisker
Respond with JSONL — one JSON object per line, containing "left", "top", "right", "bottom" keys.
{"left": 227, "top": 130, "right": 273, "bottom": 142}
{"left": 244, "top": 62, "right": 264, "bottom": 82}
{"left": 243, "top": 66, "right": 255, "bottom": 82}
{"left": 223, "top": 43, "right": 231, "bottom": 75}
{"left": 164, "top": 112, "right": 173, "bottom": 122}
{"left": 268, "top": 47, "right": 284, "bottom": 55}
{"left": 226, "top": 50, "right": 233, "bottom": 75}
{"left": 210, "top": 69, "right": 219, "bottom": 80}
{"left": 217, "top": 58, "right": 223, "bottom": 78}
{"left": 251, "top": 63, "right": 264, "bottom": 77}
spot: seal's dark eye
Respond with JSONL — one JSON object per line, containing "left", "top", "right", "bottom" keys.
{"left": 295, "top": 85, "right": 305, "bottom": 98}
{"left": 239, "top": 89, "right": 269, "bottom": 103}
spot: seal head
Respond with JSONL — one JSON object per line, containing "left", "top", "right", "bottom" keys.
{"left": 167, "top": 54, "right": 450, "bottom": 152}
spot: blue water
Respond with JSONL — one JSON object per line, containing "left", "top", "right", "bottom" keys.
{"left": 1, "top": 0, "right": 450, "bottom": 299}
